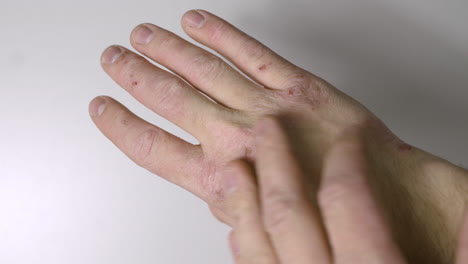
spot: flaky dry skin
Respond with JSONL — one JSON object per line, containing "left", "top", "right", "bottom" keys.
{"left": 89, "top": 10, "right": 468, "bottom": 263}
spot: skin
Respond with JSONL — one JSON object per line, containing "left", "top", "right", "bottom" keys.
{"left": 226, "top": 117, "right": 468, "bottom": 264}
{"left": 88, "top": 10, "right": 468, "bottom": 263}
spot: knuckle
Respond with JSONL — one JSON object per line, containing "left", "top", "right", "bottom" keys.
{"left": 263, "top": 189, "right": 299, "bottom": 233}
{"left": 189, "top": 53, "right": 225, "bottom": 84}
{"left": 318, "top": 178, "right": 362, "bottom": 211}
{"left": 280, "top": 71, "right": 331, "bottom": 107}
{"left": 156, "top": 77, "right": 184, "bottom": 105}
{"left": 158, "top": 34, "right": 180, "bottom": 52}
{"left": 207, "top": 21, "right": 230, "bottom": 43}
{"left": 238, "top": 37, "right": 268, "bottom": 62}
{"left": 132, "top": 129, "right": 158, "bottom": 167}
{"left": 282, "top": 71, "right": 313, "bottom": 95}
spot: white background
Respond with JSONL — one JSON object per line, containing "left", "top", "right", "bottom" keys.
{"left": 1, "top": 0, "right": 467, "bottom": 263}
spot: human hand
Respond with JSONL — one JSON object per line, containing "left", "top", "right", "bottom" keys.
{"left": 224, "top": 117, "right": 468, "bottom": 264}
{"left": 89, "top": 9, "right": 468, "bottom": 263}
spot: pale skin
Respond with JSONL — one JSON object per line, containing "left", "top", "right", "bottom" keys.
{"left": 88, "top": 9, "right": 468, "bottom": 263}
{"left": 226, "top": 117, "right": 468, "bottom": 264}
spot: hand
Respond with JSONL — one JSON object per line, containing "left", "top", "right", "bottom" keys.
{"left": 224, "top": 117, "right": 468, "bottom": 264}
{"left": 89, "top": 9, "right": 468, "bottom": 263}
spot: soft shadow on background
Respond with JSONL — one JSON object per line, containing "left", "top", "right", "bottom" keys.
{"left": 0, "top": 0, "right": 467, "bottom": 263}
{"left": 234, "top": 0, "right": 468, "bottom": 165}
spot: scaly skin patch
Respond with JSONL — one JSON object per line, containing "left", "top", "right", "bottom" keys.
{"left": 197, "top": 118, "right": 256, "bottom": 203}
{"left": 198, "top": 86, "right": 456, "bottom": 263}
{"left": 258, "top": 62, "right": 272, "bottom": 71}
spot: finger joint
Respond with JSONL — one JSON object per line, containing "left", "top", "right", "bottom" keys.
{"left": 207, "top": 21, "right": 230, "bottom": 43}
{"left": 132, "top": 129, "right": 158, "bottom": 167}
{"left": 263, "top": 189, "right": 301, "bottom": 234}
{"left": 318, "top": 177, "right": 365, "bottom": 212}
{"left": 188, "top": 53, "right": 226, "bottom": 86}
{"left": 238, "top": 36, "right": 268, "bottom": 63}
{"left": 154, "top": 77, "right": 185, "bottom": 108}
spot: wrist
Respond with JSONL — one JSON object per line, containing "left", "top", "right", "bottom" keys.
{"left": 366, "top": 128, "right": 468, "bottom": 263}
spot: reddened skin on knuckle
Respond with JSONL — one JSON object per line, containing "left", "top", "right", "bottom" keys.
{"left": 199, "top": 158, "right": 252, "bottom": 205}
{"left": 198, "top": 161, "right": 226, "bottom": 202}
{"left": 278, "top": 72, "right": 332, "bottom": 109}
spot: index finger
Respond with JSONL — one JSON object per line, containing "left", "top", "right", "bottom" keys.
{"left": 254, "top": 117, "right": 331, "bottom": 264}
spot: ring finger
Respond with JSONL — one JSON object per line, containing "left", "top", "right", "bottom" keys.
{"left": 101, "top": 45, "right": 228, "bottom": 141}
{"left": 130, "top": 23, "right": 267, "bottom": 110}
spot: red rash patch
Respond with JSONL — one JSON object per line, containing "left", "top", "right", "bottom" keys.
{"left": 398, "top": 143, "right": 413, "bottom": 152}
{"left": 131, "top": 81, "right": 138, "bottom": 86}
{"left": 258, "top": 62, "right": 272, "bottom": 71}
{"left": 286, "top": 87, "right": 303, "bottom": 96}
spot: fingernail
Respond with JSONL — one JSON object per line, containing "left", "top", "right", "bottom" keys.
{"left": 101, "top": 46, "right": 123, "bottom": 64}
{"left": 133, "top": 24, "right": 154, "bottom": 45}
{"left": 223, "top": 167, "right": 238, "bottom": 195}
{"left": 184, "top": 10, "right": 206, "bottom": 28}
{"left": 89, "top": 97, "right": 107, "bottom": 117}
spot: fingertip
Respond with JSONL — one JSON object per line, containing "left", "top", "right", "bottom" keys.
{"left": 333, "top": 125, "right": 365, "bottom": 149}
{"left": 253, "top": 117, "right": 269, "bottom": 138}
{"left": 130, "top": 23, "right": 154, "bottom": 46}
{"left": 181, "top": 9, "right": 208, "bottom": 29}
{"left": 101, "top": 45, "right": 125, "bottom": 65}
{"left": 223, "top": 162, "right": 241, "bottom": 196}
{"left": 319, "top": 127, "right": 370, "bottom": 212}
{"left": 89, "top": 96, "right": 108, "bottom": 118}
{"left": 253, "top": 116, "right": 280, "bottom": 140}
{"left": 323, "top": 126, "right": 368, "bottom": 177}
{"left": 209, "top": 204, "right": 234, "bottom": 226}
{"left": 222, "top": 159, "right": 254, "bottom": 196}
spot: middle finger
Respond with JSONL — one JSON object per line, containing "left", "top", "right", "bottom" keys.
{"left": 130, "top": 23, "right": 266, "bottom": 110}
{"left": 101, "top": 45, "right": 227, "bottom": 141}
